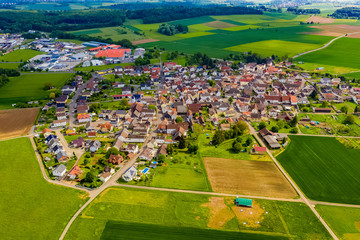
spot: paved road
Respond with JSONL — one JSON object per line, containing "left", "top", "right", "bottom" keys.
{"left": 247, "top": 123, "right": 339, "bottom": 240}
{"left": 68, "top": 83, "right": 87, "bottom": 127}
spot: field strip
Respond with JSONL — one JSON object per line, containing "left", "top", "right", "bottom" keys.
{"left": 293, "top": 31, "right": 360, "bottom": 58}
{"left": 114, "top": 183, "right": 302, "bottom": 202}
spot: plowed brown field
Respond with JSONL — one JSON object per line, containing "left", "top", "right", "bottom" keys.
{"left": 203, "top": 157, "right": 297, "bottom": 198}
{"left": 0, "top": 108, "right": 39, "bottom": 140}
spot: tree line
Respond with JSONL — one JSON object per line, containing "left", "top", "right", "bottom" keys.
{"left": 0, "top": 68, "right": 20, "bottom": 88}
{"left": 127, "top": 6, "right": 262, "bottom": 24}
{"left": 287, "top": 7, "right": 320, "bottom": 15}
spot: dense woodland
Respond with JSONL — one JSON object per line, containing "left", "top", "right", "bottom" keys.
{"left": 157, "top": 24, "right": 188, "bottom": 36}
{"left": 331, "top": 7, "right": 360, "bottom": 19}
{"left": 0, "top": 10, "right": 126, "bottom": 33}
{"left": 127, "top": 6, "right": 263, "bottom": 24}
{"left": 287, "top": 7, "right": 320, "bottom": 15}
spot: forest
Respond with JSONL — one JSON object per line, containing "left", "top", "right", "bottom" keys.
{"left": 126, "top": 6, "right": 263, "bottom": 24}
{"left": 0, "top": 10, "right": 126, "bottom": 33}
{"left": 331, "top": 7, "right": 360, "bottom": 19}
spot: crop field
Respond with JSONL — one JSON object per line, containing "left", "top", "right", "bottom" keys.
{"left": 0, "top": 137, "right": 88, "bottom": 240}
{"left": 0, "top": 49, "right": 42, "bottom": 62}
{"left": 0, "top": 73, "right": 73, "bottom": 109}
{"left": 65, "top": 187, "right": 331, "bottom": 240}
{"left": 277, "top": 135, "right": 360, "bottom": 204}
{"left": 203, "top": 157, "right": 297, "bottom": 198}
{"left": 100, "top": 221, "right": 286, "bottom": 240}
{"left": 296, "top": 37, "right": 360, "bottom": 74}
{"left": 226, "top": 40, "right": 322, "bottom": 58}
{"left": 0, "top": 108, "right": 39, "bottom": 139}
{"left": 316, "top": 205, "right": 360, "bottom": 240}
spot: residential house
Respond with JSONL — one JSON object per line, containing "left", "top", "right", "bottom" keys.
{"left": 52, "top": 164, "right": 66, "bottom": 177}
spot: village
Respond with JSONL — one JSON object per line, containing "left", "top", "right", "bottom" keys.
{"left": 30, "top": 52, "right": 360, "bottom": 189}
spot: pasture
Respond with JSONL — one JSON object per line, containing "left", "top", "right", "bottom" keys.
{"left": 0, "top": 49, "right": 42, "bottom": 62}
{"left": 0, "top": 137, "right": 88, "bottom": 240}
{"left": 297, "top": 37, "right": 360, "bottom": 74}
{"left": 64, "top": 187, "right": 331, "bottom": 240}
{"left": 0, "top": 108, "right": 39, "bottom": 139}
{"left": 203, "top": 157, "right": 297, "bottom": 198}
{"left": 316, "top": 205, "right": 360, "bottom": 240}
{"left": 0, "top": 73, "right": 73, "bottom": 109}
{"left": 277, "top": 135, "right": 360, "bottom": 204}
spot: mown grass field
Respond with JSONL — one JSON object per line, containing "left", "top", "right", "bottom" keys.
{"left": 297, "top": 37, "right": 360, "bottom": 74}
{"left": 150, "top": 151, "right": 211, "bottom": 191}
{"left": 0, "top": 137, "right": 88, "bottom": 240}
{"left": 0, "top": 49, "right": 42, "bottom": 62}
{"left": 316, "top": 205, "right": 360, "bottom": 240}
{"left": 277, "top": 135, "right": 360, "bottom": 204}
{"left": 65, "top": 187, "right": 331, "bottom": 240}
{"left": 0, "top": 73, "right": 73, "bottom": 109}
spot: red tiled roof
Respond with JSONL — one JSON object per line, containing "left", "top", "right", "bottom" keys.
{"left": 95, "top": 49, "right": 131, "bottom": 58}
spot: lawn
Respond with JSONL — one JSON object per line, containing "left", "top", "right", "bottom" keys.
{"left": 0, "top": 137, "right": 88, "bottom": 240}
{"left": 64, "top": 187, "right": 331, "bottom": 240}
{"left": 316, "top": 205, "right": 360, "bottom": 240}
{"left": 0, "top": 49, "right": 42, "bottom": 62}
{"left": 0, "top": 73, "right": 73, "bottom": 109}
{"left": 297, "top": 37, "right": 360, "bottom": 74}
{"left": 277, "top": 135, "right": 360, "bottom": 204}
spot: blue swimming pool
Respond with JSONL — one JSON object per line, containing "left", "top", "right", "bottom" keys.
{"left": 142, "top": 167, "right": 149, "bottom": 174}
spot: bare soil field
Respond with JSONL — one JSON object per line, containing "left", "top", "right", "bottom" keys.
{"left": 132, "top": 39, "right": 160, "bottom": 45}
{"left": 0, "top": 108, "right": 39, "bottom": 140}
{"left": 203, "top": 158, "right": 297, "bottom": 198}
{"left": 306, "top": 16, "right": 334, "bottom": 24}
{"left": 305, "top": 24, "right": 360, "bottom": 36}
{"left": 203, "top": 21, "right": 237, "bottom": 29}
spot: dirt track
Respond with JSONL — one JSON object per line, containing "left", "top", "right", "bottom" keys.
{"left": 0, "top": 108, "right": 39, "bottom": 140}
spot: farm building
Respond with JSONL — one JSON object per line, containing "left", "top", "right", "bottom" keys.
{"left": 251, "top": 146, "right": 267, "bottom": 155}
{"left": 263, "top": 135, "right": 281, "bottom": 149}
{"left": 234, "top": 197, "right": 252, "bottom": 207}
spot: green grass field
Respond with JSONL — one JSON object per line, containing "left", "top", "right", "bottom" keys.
{"left": 65, "top": 187, "right": 331, "bottom": 240}
{"left": 277, "top": 135, "right": 360, "bottom": 204}
{"left": 0, "top": 73, "right": 73, "bottom": 109}
{"left": 316, "top": 205, "right": 360, "bottom": 240}
{"left": 0, "top": 49, "right": 43, "bottom": 62}
{"left": 226, "top": 40, "right": 321, "bottom": 57}
{"left": 150, "top": 151, "right": 211, "bottom": 191}
{"left": 0, "top": 62, "right": 20, "bottom": 69}
{"left": 0, "top": 137, "right": 88, "bottom": 240}
{"left": 297, "top": 38, "right": 360, "bottom": 74}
